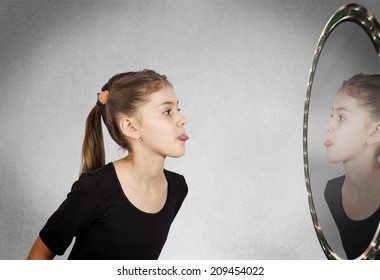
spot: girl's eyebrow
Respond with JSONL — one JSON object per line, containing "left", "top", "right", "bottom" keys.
{"left": 333, "top": 107, "right": 350, "bottom": 112}
{"left": 159, "top": 100, "right": 179, "bottom": 106}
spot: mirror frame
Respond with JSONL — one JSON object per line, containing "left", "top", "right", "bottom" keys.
{"left": 303, "top": 3, "right": 380, "bottom": 260}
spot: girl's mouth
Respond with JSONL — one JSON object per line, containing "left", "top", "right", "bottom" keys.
{"left": 324, "top": 140, "right": 333, "bottom": 147}
{"left": 178, "top": 134, "right": 189, "bottom": 141}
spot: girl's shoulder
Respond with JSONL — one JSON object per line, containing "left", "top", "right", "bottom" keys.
{"left": 73, "top": 163, "right": 116, "bottom": 194}
{"left": 164, "top": 169, "right": 186, "bottom": 183}
{"left": 324, "top": 175, "right": 345, "bottom": 206}
{"left": 325, "top": 175, "right": 345, "bottom": 193}
{"left": 164, "top": 169, "right": 188, "bottom": 196}
{"left": 163, "top": 168, "right": 184, "bottom": 179}
{"left": 85, "top": 162, "right": 115, "bottom": 177}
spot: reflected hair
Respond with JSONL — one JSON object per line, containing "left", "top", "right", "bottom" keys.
{"left": 339, "top": 73, "right": 380, "bottom": 120}
{"left": 81, "top": 69, "right": 172, "bottom": 175}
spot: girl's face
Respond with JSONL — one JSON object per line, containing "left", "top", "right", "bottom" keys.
{"left": 324, "top": 91, "right": 376, "bottom": 164}
{"left": 135, "top": 85, "right": 188, "bottom": 158}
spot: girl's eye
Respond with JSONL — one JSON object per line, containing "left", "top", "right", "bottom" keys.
{"left": 338, "top": 115, "right": 346, "bottom": 121}
{"left": 163, "top": 108, "right": 181, "bottom": 115}
{"left": 330, "top": 113, "right": 345, "bottom": 121}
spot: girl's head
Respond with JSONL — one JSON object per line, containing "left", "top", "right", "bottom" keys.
{"left": 325, "top": 73, "right": 380, "bottom": 164}
{"left": 339, "top": 73, "right": 380, "bottom": 121}
{"left": 81, "top": 69, "right": 182, "bottom": 174}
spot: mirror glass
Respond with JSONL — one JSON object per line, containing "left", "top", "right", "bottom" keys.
{"left": 304, "top": 4, "right": 380, "bottom": 260}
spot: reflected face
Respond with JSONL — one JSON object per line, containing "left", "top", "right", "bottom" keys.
{"left": 324, "top": 91, "right": 375, "bottom": 164}
{"left": 136, "top": 85, "right": 188, "bottom": 158}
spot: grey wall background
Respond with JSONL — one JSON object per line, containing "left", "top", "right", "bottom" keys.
{"left": 1, "top": 0, "right": 379, "bottom": 260}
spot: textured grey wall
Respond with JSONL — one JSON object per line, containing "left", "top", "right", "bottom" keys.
{"left": 0, "top": 0, "right": 379, "bottom": 260}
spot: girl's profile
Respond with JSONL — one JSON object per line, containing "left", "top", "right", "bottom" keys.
{"left": 324, "top": 73, "right": 380, "bottom": 259}
{"left": 26, "top": 69, "right": 189, "bottom": 260}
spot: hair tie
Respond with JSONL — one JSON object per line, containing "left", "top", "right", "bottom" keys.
{"left": 97, "top": 90, "right": 109, "bottom": 106}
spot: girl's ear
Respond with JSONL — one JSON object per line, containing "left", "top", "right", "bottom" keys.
{"left": 368, "top": 122, "right": 380, "bottom": 145}
{"left": 119, "top": 116, "right": 140, "bottom": 140}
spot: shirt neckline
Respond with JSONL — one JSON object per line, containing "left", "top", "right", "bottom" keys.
{"left": 338, "top": 175, "right": 380, "bottom": 223}
{"left": 108, "top": 162, "right": 170, "bottom": 216}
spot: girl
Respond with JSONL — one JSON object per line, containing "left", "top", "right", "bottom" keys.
{"left": 26, "top": 70, "right": 189, "bottom": 260}
{"left": 324, "top": 73, "right": 380, "bottom": 259}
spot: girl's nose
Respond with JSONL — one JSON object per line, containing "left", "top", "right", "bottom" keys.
{"left": 178, "top": 112, "right": 187, "bottom": 126}
{"left": 326, "top": 118, "right": 333, "bottom": 133}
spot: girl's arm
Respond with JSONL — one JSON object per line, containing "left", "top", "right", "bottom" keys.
{"left": 26, "top": 236, "right": 56, "bottom": 260}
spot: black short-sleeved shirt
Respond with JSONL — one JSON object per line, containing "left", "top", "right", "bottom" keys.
{"left": 325, "top": 176, "right": 380, "bottom": 259}
{"left": 39, "top": 163, "right": 188, "bottom": 260}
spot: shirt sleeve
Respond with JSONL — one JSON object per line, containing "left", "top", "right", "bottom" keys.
{"left": 39, "top": 173, "right": 103, "bottom": 255}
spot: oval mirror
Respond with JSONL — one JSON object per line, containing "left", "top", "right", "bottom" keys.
{"left": 304, "top": 3, "right": 380, "bottom": 260}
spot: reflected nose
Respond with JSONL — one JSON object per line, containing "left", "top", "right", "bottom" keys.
{"left": 326, "top": 118, "right": 333, "bottom": 133}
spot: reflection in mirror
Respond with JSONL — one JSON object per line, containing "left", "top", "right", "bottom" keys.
{"left": 304, "top": 4, "right": 380, "bottom": 260}
{"left": 325, "top": 73, "right": 380, "bottom": 259}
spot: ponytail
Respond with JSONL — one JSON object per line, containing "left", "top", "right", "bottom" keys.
{"left": 80, "top": 105, "right": 105, "bottom": 175}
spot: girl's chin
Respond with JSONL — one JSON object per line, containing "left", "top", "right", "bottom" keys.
{"left": 170, "top": 153, "right": 185, "bottom": 159}
{"left": 326, "top": 157, "right": 341, "bottom": 164}
{"left": 168, "top": 150, "right": 186, "bottom": 158}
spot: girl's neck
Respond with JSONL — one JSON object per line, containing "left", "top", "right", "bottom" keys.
{"left": 343, "top": 157, "right": 380, "bottom": 194}
{"left": 342, "top": 157, "right": 380, "bottom": 220}
{"left": 117, "top": 152, "right": 166, "bottom": 191}
{"left": 127, "top": 151, "right": 164, "bottom": 172}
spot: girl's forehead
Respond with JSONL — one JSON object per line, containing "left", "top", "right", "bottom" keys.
{"left": 333, "top": 91, "right": 374, "bottom": 121}
{"left": 149, "top": 86, "right": 178, "bottom": 104}
{"left": 334, "top": 91, "right": 359, "bottom": 109}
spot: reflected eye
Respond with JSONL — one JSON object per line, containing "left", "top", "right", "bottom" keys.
{"left": 330, "top": 113, "right": 346, "bottom": 121}
{"left": 338, "top": 115, "right": 346, "bottom": 121}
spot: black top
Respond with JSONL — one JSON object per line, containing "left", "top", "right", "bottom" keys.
{"left": 39, "top": 163, "right": 188, "bottom": 260}
{"left": 324, "top": 176, "right": 380, "bottom": 259}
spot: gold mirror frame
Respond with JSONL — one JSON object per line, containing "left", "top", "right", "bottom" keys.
{"left": 303, "top": 3, "right": 380, "bottom": 260}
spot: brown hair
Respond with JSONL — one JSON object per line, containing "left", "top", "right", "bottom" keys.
{"left": 81, "top": 69, "right": 172, "bottom": 174}
{"left": 339, "top": 73, "right": 380, "bottom": 121}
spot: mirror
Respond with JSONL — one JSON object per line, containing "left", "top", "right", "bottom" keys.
{"left": 304, "top": 3, "right": 380, "bottom": 260}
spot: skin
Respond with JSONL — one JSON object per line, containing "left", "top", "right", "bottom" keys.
{"left": 325, "top": 90, "right": 380, "bottom": 220}
{"left": 26, "top": 85, "right": 188, "bottom": 259}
